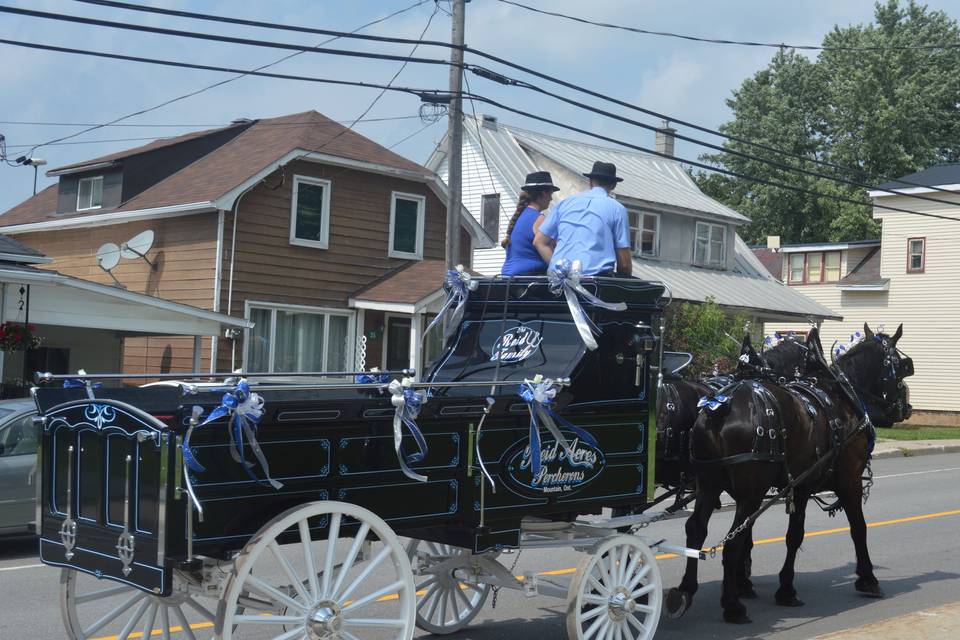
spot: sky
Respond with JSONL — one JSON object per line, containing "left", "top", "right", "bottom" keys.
{"left": 2, "top": 0, "right": 960, "bottom": 214}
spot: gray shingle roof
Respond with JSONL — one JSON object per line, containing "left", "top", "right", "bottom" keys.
{"left": 876, "top": 163, "right": 960, "bottom": 190}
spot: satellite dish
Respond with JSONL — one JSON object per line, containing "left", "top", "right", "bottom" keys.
{"left": 95, "top": 242, "right": 125, "bottom": 289}
{"left": 121, "top": 229, "right": 154, "bottom": 259}
{"left": 96, "top": 242, "right": 121, "bottom": 271}
{"left": 120, "top": 229, "right": 156, "bottom": 269}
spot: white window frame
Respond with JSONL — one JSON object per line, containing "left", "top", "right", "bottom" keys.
{"left": 694, "top": 221, "right": 726, "bottom": 267}
{"left": 388, "top": 191, "right": 426, "bottom": 260}
{"left": 289, "top": 175, "right": 332, "bottom": 250}
{"left": 77, "top": 176, "right": 103, "bottom": 211}
{"left": 630, "top": 211, "right": 660, "bottom": 257}
{"left": 242, "top": 300, "right": 355, "bottom": 376}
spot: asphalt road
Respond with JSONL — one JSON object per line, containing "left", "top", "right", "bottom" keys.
{"left": 1, "top": 453, "right": 958, "bottom": 640}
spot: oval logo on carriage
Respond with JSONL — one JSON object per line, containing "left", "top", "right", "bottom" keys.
{"left": 490, "top": 326, "right": 543, "bottom": 363}
{"left": 504, "top": 435, "right": 605, "bottom": 497}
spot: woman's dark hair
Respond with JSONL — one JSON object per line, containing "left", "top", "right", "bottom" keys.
{"left": 501, "top": 190, "right": 535, "bottom": 248}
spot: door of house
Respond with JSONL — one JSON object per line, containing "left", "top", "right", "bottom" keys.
{"left": 384, "top": 316, "right": 412, "bottom": 371}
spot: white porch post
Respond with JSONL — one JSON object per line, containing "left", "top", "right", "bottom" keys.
{"left": 355, "top": 308, "right": 366, "bottom": 370}
{"left": 192, "top": 335, "right": 202, "bottom": 373}
{"left": 409, "top": 312, "right": 422, "bottom": 374}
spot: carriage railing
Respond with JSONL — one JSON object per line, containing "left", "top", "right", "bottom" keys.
{"left": 34, "top": 368, "right": 417, "bottom": 383}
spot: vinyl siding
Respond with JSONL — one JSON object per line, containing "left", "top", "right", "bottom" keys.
{"left": 15, "top": 216, "right": 220, "bottom": 374}
{"left": 768, "top": 194, "right": 960, "bottom": 412}
{"left": 440, "top": 139, "right": 513, "bottom": 275}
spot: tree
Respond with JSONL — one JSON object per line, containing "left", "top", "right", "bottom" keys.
{"left": 663, "top": 298, "right": 751, "bottom": 378}
{"left": 697, "top": 1, "right": 960, "bottom": 244}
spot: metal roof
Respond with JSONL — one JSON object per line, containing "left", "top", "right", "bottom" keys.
{"left": 876, "top": 163, "right": 960, "bottom": 191}
{"left": 631, "top": 235, "right": 841, "bottom": 321}
{"left": 502, "top": 122, "right": 749, "bottom": 223}
{"left": 425, "top": 115, "right": 839, "bottom": 322}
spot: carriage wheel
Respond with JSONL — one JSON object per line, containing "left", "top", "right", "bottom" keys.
{"left": 219, "top": 500, "right": 415, "bottom": 640}
{"left": 61, "top": 567, "right": 219, "bottom": 639}
{"left": 405, "top": 539, "right": 490, "bottom": 634}
{"left": 566, "top": 535, "right": 662, "bottom": 640}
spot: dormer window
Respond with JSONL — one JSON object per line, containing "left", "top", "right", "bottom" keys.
{"left": 77, "top": 176, "right": 103, "bottom": 211}
{"left": 694, "top": 222, "right": 726, "bottom": 267}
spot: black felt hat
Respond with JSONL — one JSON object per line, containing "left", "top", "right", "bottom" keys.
{"left": 521, "top": 171, "right": 560, "bottom": 192}
{"left": 582, "top": 161, "right": 623, "bottom": 183}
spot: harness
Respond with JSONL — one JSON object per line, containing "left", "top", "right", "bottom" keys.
{"left": 689, "top": 379, "right": 786, "bottom": 466}
{"left": 657, "top": 381, "right": 687, "bottom": 460}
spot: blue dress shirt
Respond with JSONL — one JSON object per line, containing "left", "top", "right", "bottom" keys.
{"left": 538, "top": 187, "right": 631, "bottom": 275}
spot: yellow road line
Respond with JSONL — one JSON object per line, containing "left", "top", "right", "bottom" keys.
{"left": 92, "top": 508, "right": 960, "bottom": 639}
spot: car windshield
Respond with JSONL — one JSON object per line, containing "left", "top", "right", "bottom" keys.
{"left": 0, "top": 407, "right": 17, "bottom": 420}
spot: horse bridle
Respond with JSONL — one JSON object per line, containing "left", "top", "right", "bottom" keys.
{"left": 834, "top": 337, "right": 913, "bottom": 420}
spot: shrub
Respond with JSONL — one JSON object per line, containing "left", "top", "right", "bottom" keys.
{"left": 663, "top": 298, "right": 751, "bottom": 378}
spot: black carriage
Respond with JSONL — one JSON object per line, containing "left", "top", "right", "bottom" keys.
{"left": 32, "top": 275, "right": 698, "bottom": 640}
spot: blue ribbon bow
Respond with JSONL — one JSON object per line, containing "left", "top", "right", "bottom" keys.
{"left": 355, "top": 370, "right": 392, "bottom": 384}
{"left": 184, "top": 379, "right": 282, "bottom": 491}
{"left": 519, "top": 376, "right": 598, "bottom": 477}
{"left": 698, "top": 393, "right": 731, "bottom": 413}
{"left": 63, "top": 370, "right": 102, "bottom": 399}
{"left": 548, "top": 259, "right": 627, "bottom": 351}
{"left": 389, "top": 378, "right": 430, "bottom": 482}
{"left": 423, "top": 265, "right": 477, "bottom": 343}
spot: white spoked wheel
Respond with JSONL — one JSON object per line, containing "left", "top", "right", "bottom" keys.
{"left": 566, "top": 535, "right": 662, "bottom": 640}
{"left": 61, "top": 567, "right": 218, "bottom": 639}
{"left": 219, "top": 500, "right": 415, "bottom": 640}
{"left": 406, "top": 539, "right": 490, "bottom": 634}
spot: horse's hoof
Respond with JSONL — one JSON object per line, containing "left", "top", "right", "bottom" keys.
{"left": 775, "top": 593, "right": 805, "bottom": 607}
{"left": 855, "top": 580, "right": 884, "bottom": 598}
{"left": 739, "top": 586, "right": 758, "bottom": 599}
{"left": 722, "top": 610, "right": 752, "bottom": 624}
{"left": 664, "top": 588, "right": 692, "bottom": 619}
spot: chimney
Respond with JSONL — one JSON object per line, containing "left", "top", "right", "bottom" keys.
{"left": 655, "top": 120, "right": 676, "bottom": 157}
{"left": 481, "top": 114, "right": 498, "bottom": 130}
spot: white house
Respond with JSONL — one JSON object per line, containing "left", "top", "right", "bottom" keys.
{"left": 765, "top": 164, "right": 960, "bottom": 422}
{"left": 426, "top": 114, "right": 838, "bottom": 325}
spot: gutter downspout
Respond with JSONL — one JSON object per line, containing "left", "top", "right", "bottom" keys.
{"left": 210, "top": 210, "right": 225, "bottom": 374}
{"left": 226, "top": 164, "right": 285, "bottom": 371}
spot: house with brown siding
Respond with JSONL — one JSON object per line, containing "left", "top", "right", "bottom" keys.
{"left": 0, "top": 111, "right": 491, "bottom": 378}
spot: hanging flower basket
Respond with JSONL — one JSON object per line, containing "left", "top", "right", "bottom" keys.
{"left": 0, "top": 322, "right": 41, "bottom": 352}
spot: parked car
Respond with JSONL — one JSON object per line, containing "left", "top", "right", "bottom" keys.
{"left": 0, "top": 398, "right": 38, "bottom": 535}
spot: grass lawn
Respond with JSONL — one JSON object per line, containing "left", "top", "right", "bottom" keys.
{"left": 876, "top": 426, "right": 960, "bottom": 441}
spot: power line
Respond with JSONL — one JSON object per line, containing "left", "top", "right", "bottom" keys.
{"left": 496, "top": 0, "right": 960, "bottom": 52}
{"left": 385, "top": 118, "right": 442, "bottom": 150}
{"left": 4, "top": 33, "right": 956, "bottom": 213}
{"left": 461, "top": 93, "right": 960, "bottom": 224}
{"left": 0, "top": 115, "right": 424, "bottom": 128}
{"left": 310, "top": 2, "right": 441, "bottom": 157}
{"left": 1, "top": 117, "right": 429, "bottom": 148}
{"left": 65, "top": 0, "right": 960, "bottom": 197}
{"left": 0, "top": 39, "right": 448, "bottom": 110}
{"left": 0, "top": 6, "right": 451, "bottom": 69}
{"left": 7, "top": 0, "right": 428, "bottom": 154}
{"left": 3, "top": 38, "right": 957, "bottom": 224}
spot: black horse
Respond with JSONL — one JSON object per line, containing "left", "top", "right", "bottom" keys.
{"left": 669, "top": 325, "right": 913, "bottom": 624}
{"left": 662, "top": 333, "right": 810, "bottom": 619}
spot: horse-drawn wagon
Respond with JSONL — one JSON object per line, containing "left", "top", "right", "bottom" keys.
{"left": 31, "top": 273, "right": 700, "bottom": 640}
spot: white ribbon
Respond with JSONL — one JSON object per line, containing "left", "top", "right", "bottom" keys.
{"left": 423, "top": 264, "right": 478, "bottom": 342}
{"left": 548, "top": 259, "right": 626, "bottom": 350}
{"left": 388, "top": 377, "right": 429, "bottom": 482}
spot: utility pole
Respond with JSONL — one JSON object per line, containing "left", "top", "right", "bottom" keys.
{"left": 444, "top": 0, "right": 466, "bottom": 270}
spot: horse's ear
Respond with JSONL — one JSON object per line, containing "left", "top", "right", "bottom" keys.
{"left": 806, "top": 326, "right": 820, "bottom": 347}
{"left": 740, "top": 333, "right": 753, "bottom": 353}
{"left": 892, "top": 323, "right": 903, "bottom": 343}
{"left": 863, "top": 323, "right": 874, "bottom": 340}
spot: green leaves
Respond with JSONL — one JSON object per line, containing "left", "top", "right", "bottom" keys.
{"left": 664, "top": 298, "right": 751, "bottom": 378}
{"left": 700, "top": 0, "right": 960, "bottom": 243}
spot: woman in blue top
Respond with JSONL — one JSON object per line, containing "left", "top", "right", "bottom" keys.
{"left": 501, "top": 171, "right": 560, "bottom": 276}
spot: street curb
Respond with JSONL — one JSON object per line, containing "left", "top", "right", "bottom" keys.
{"left": 872, "top": 444, "right": 960, "bottom": 459}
